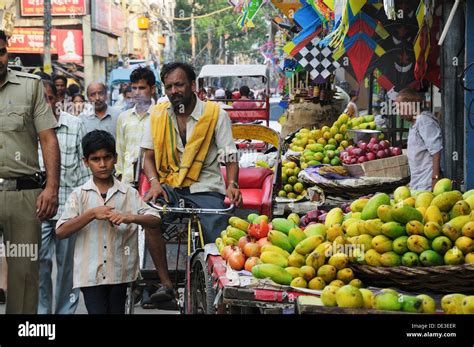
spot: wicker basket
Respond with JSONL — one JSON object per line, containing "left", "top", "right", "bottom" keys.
{"left": 302, "top": 177, "right": 410, "bottom": 199}
{"left": 350, "top": 264, "right": 474, "bottom": 294}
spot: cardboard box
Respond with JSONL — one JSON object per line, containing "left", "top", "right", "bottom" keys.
{"left": 343, "top": 154, "right": 410, "bottom": 178}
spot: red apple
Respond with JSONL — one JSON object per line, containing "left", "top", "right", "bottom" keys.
{"left": 372, "top": 144, "right": 380, "bottom": 152}
{"left": 384, "top": 148, "right": 391, "bottom": 157}
{"left": 391, "top": 147, "right": 402, "bottom": 156}
{"left": 379, "top": 140, "right": 389, "bottom": 149}
{"left": 358, "top": 142, "right": 367, "bottom": 151}
{"left": 366, "top": 152, "right": 376, "bottom": 161}
{"left": 358, "top": 156, "right": 367, "bottom": 163}
{"left": 376, "top": 150, "right": 386, "bottom": 159}
{"left": 370, "top": 137, "right": 378, "bottom": 144}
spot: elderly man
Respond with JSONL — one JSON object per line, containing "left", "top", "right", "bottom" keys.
{"left": 80, "top": 82, "right": 121, "bottom": 138}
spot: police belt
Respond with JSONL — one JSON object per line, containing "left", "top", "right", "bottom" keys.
{"left": 0, "top": 175, "right": 43, "bottom": 191}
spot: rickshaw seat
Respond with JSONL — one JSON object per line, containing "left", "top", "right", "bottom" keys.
{"left": 221, "top": 167, "right": 274, "bottom": 217}
{"left": 226, "top": 109, "right": 269, "bottom": 125}
{"left": 138, "top": 172, "right": 151, "bottom": 198}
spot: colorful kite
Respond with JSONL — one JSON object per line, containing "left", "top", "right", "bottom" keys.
{"left": 293, "top": 35, "right": 341, "bottom": 82}
{"left": 332, "top": 12, "right": 389, "bottom": 82}
{"left": 413, "top": 0, "right": 434, "bottom": 83}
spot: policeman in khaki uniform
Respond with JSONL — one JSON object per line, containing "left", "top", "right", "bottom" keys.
{"left": 0, "top": 30, "right": 60, "bottom": 314}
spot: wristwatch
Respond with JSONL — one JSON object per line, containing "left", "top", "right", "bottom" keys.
{"left": 229, "top": 180, "right": 239, "bottom": 189}
{"left": 432, "top": 174, "right": 440, "bottom": 180}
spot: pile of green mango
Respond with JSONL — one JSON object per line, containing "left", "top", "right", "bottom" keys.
{"left": 320, "top": 281, "right": 474, "bottom": 314}
{"left": 341, "top": 179, "right": 474, "bottom": 267}
{"left": 321, "top": 285, "right": 437, "bottom": 313}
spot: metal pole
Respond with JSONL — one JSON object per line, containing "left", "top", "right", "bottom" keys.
{"left": 464, "top": 0, "right": 474, "bottom": 189}
{"left": 442, "top": 0, "right": 465, "bottom": 187}
{"left": 191, "top": 7, "right": 196, "bottom": 63}
{"left": 368, "top": 72, "right": 374, "bottom": 115}
{"left": 43, "top": 0, "right": 52, "bottom": 75}
{"left": 207, "top": 25, "right": 212, "bottom": 64}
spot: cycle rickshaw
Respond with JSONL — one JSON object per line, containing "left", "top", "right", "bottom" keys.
{"left": 126, "top": 78, "right": 281, "bottom": 314}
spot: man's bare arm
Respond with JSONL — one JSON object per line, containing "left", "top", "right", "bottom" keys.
{"left": 142, "top": 148, "right": 168, "bottom": 202}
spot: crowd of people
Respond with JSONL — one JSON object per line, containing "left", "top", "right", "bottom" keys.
{"left": 0, "top": 26, "right": 242, "bottom": 315}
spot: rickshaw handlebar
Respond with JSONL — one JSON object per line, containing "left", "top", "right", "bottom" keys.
{"left": 147, "top": 202, "right": 235, "bottom": 216}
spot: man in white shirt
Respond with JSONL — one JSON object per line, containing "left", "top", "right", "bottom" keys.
{"left": 115, "top": 67, "right": 156, "bottom": 184}
{"left": 396, "top": 88, "right": 442, "bottom": 190}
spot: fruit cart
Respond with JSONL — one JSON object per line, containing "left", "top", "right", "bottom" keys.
{"left": 205, "top": 251, "right": 320, "bottom": 314}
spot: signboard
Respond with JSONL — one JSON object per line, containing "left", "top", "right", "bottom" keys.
{"left": 8, "top": 27, "right": 83, "bottom": 63}
{"left": 91, "top": 0, "right": 123, "bottom": 37}
{"left": 8, "top": 28, "right": 58, "bottom": 54}
{"left": 91, "top": 0, "right": 111, "bottom": 33}
{"left": 110, "top": 4, "right": 124, "bottom": 36}
{"left": 57, "top": 29, "right": 83, "bottom": 63}
{"left": 20, "top": 0, "right": 86, "bottom": 16}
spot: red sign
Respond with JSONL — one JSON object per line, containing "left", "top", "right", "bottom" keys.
{"left": 8, "top": 28, "right": 83, "bottom": 63}
{"left": 21, "top": 0, "right": 86, "bottom": 17}
{"left": 57, "top": 29, "right": 83, "bottom": 63}
{"left": 8, "top": 28, "right": 58, "bottom": 54}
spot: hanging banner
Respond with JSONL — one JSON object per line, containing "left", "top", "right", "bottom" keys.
{"left": 20, "top": 0, "right": 86, "bottom": 16}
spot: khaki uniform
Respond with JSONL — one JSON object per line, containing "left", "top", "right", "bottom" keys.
{"left": 0, "top": 69, "right": 57, "bottom": 314}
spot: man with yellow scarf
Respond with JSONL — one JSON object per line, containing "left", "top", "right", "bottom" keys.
{"left": 140, "top": 62, "right": 242, "bottom": 303}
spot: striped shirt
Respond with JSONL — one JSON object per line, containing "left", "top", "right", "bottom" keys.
{"left": 57, "top": 177, "right": 160, "bottom": 289}
{"left": 39, "top": 111, "right": 91, "bottom": 220}
{"left": 115, "top": 105, "right": 153, "bottom": 183}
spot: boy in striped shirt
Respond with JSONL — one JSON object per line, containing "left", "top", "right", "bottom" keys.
{"left": 56, "top": 130, "right": 161, "bottom": 314}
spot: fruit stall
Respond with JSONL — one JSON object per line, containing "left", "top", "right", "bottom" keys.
{"left": 206, "top": 178, "right": 474, "bottom": 314}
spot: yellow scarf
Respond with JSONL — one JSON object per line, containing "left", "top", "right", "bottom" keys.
{"left": 150, "top": 101, "right": 220, "bottom": 187}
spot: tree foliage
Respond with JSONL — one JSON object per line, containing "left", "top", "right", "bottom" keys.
{"left": 173, "top": 0, "right": 273, "bottom": 71}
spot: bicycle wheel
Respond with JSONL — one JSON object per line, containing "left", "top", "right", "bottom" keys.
{"left": 189, "top": 252, "right": 216, "bottom": 314}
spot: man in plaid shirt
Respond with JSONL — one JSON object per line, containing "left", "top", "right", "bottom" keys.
{"left": 38, "top": 80, "right": 90, "bottom": 314}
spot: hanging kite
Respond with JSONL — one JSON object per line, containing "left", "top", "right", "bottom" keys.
{"left": 413, "top": 0, "right": 434, "bottom": 84}
{"left": 237, "top": 0, "right": 266, "bottom": 29}
{"left": 288, "top": 0, "right": 324, "bottom": 48}
{"left": 384, "top": 0, "right": 396, "bottom": 20}
{"left": 371, "top": 0, "right": 420, "bottom": 91}
{"left": 332, "top": 11, "right": 389, "bottom": 83}
{"left": 293, "top": 35, "right": 341, "bottom": 82}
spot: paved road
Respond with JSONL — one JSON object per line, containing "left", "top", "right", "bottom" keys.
{"left": 0, "top": 261, "right": 179, "bottom": 315}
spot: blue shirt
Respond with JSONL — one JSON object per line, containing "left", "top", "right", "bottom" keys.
{"left": 79, "top": 105, "right": 121, "bottom": 138}
{"left": 407, "top": 111, "right": 443, "bottom": 190}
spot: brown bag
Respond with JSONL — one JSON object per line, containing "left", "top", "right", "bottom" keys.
{"left": 281, "top": 101, "right": 342, "bottom": 137}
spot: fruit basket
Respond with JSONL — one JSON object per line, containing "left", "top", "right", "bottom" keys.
{"left": 299, "top": 168, "right": 410, "bottom": 199}
{"left": 350, "top": 264, "right": 474, "bottom": 294}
